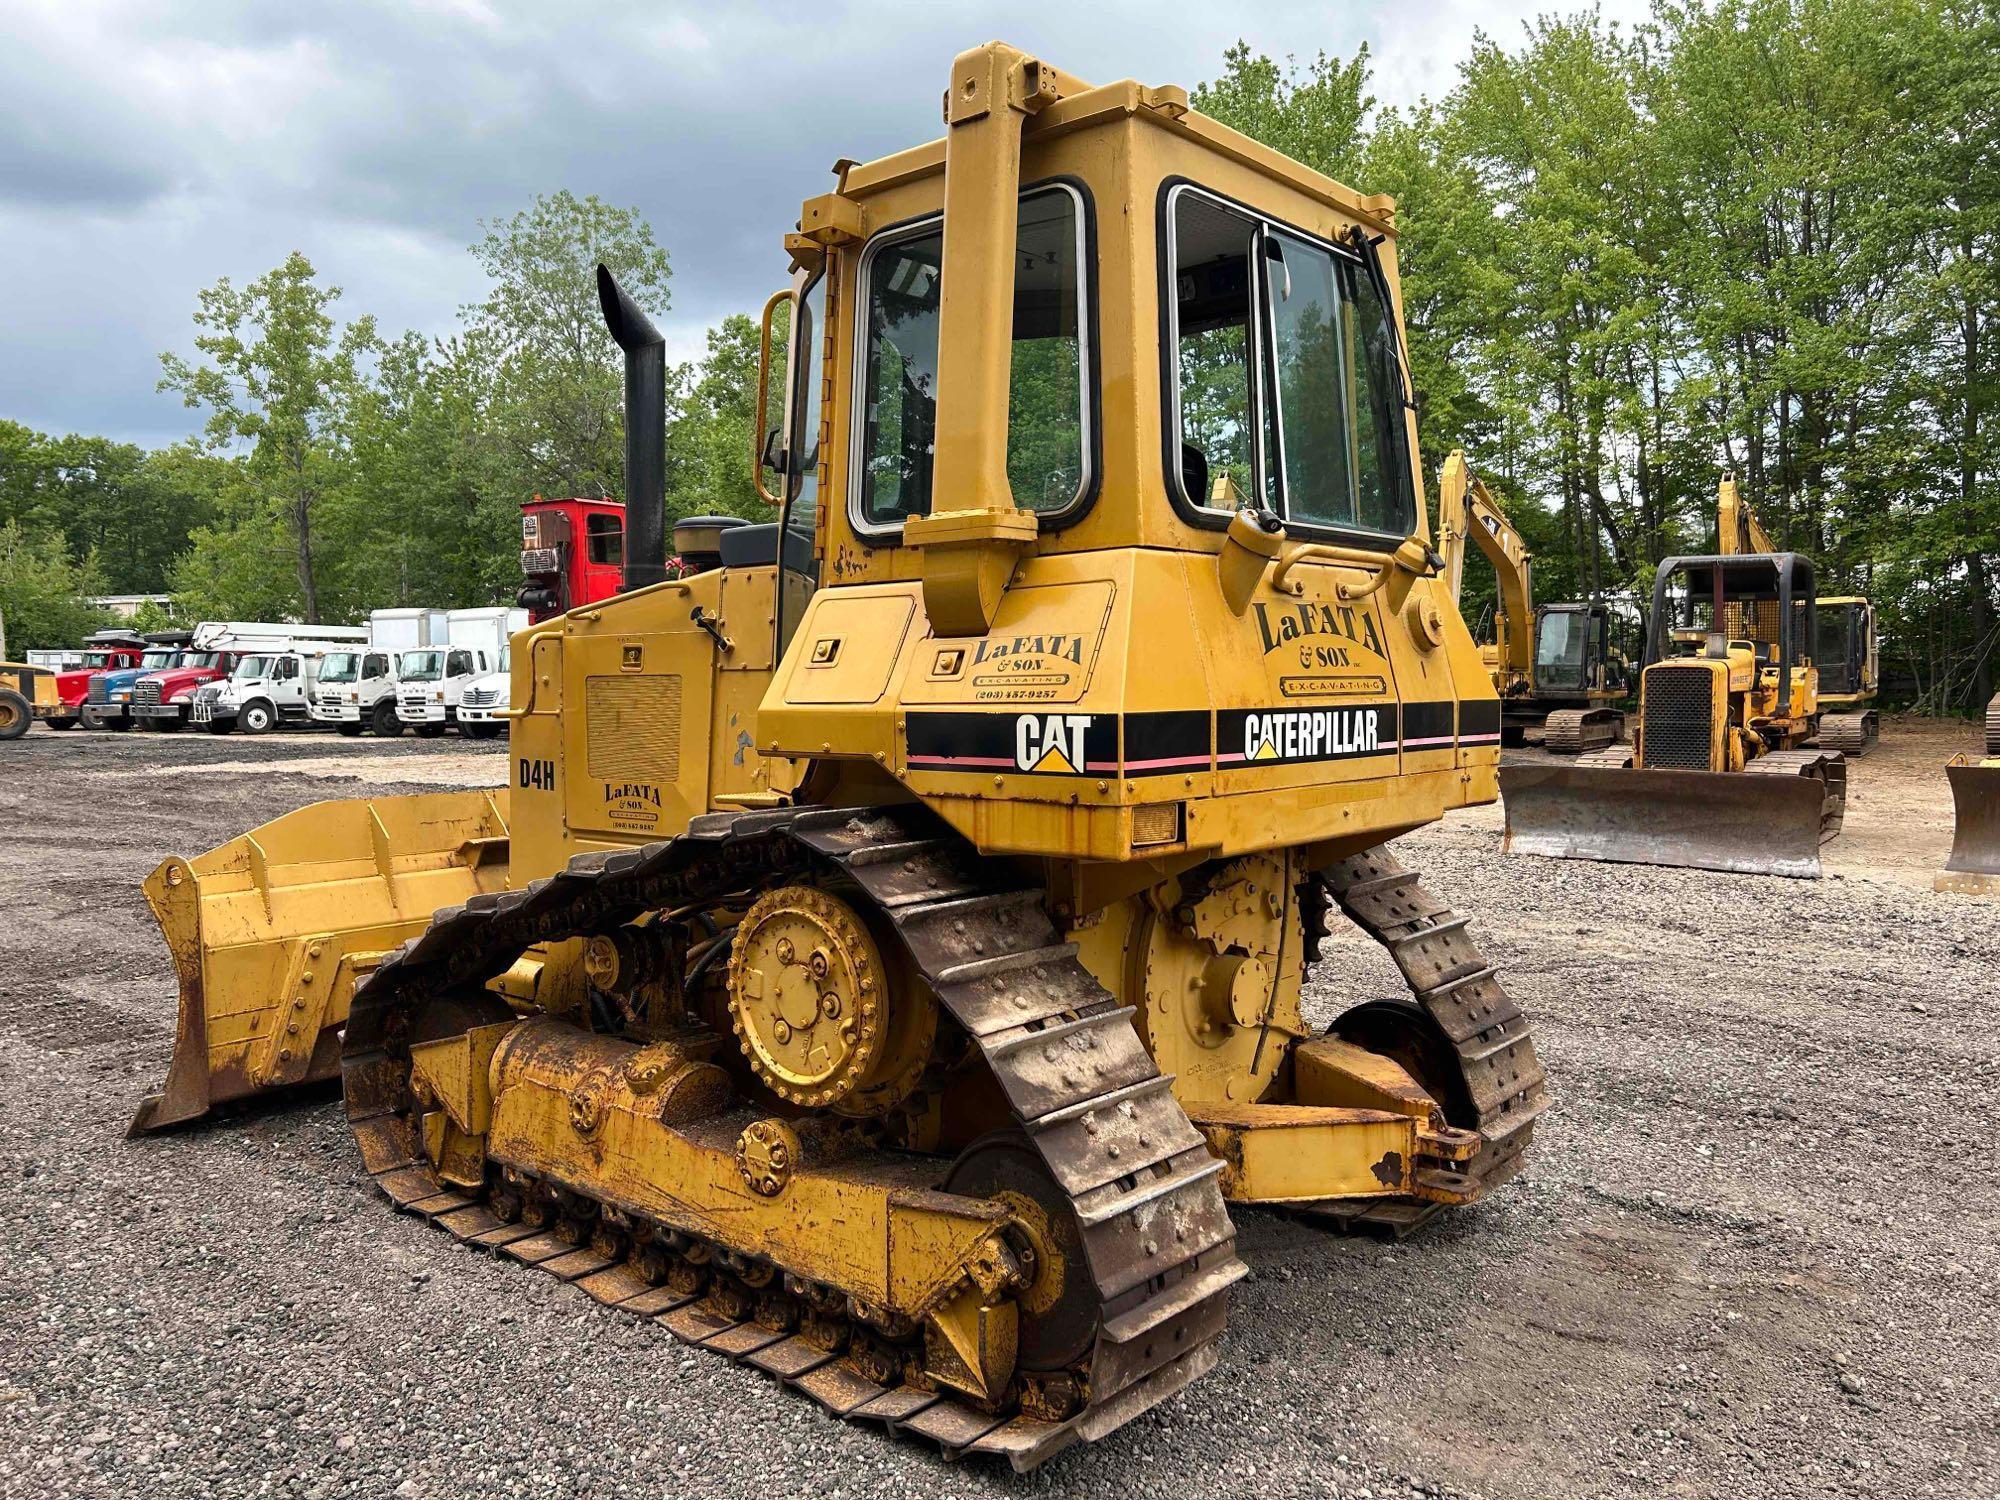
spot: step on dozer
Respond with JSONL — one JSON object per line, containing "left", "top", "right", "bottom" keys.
{"left": 129, "top": 44, "right": 1550, "bottom": 1470}
{"left": 1937, "top": 694, "right": 2000, "bottom": 895}
{"left": 1501, "top": 551, "right": 1846, "bottom": 879}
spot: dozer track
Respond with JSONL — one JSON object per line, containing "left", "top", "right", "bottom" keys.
{"left": 1542, "top": 707, "right": 1625, "bottom": 755}
{"left": 1302, "top": 847, "right": 1548, "bottom": 1235}
{"left": 339, "top": 805, "right": 1246, "bottom": 1470}
{"left": 1815, "top": 712, "right": 1878, "bottom": 755}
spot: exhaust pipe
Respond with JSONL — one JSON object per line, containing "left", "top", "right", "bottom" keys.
{"left": 596, "top": 264, "right": 666, "bottom": 592}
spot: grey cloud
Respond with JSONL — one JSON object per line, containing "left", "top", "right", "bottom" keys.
{"left": 0, "top": 0, "right": 1644, "bottom": 446}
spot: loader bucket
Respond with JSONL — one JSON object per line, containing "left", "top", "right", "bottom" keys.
{"left": 1938, "top": 759, "right": 2000, "bottom": 895}
{"left": 130, "top": 790, "right": 510, "bottom": 1135}
{"left": 1499, "top": 763, "right": 1833, "bottom": 879}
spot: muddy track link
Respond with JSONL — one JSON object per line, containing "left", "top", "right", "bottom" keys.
{"left": 1308, "top": 848, "right": 1550, "bottom": 1236}
{"left": 1987, "top": 694, "right": 2000, "bottom": 758}
{"left": 340, "top": 805, "right": 1245, "bottom": 1471}
{"left": 1543, "top": 708, "right": 1625, "bottom": 755}
{"left": 1815, "top": 713, "right": 1877, "bottom": 755}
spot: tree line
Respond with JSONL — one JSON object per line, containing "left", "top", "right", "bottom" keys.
{"left": 1196, "top": 0, "right": 1998, "bottom": 713}
{"left": 2, "top": 0, "right": 1994, "bottom": 716}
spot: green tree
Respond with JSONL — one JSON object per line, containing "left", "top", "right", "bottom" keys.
{"left": 158, "top": 251, "right": 378, "bottom": 622}
{"left": 464, "top": 190, "right": 673, "bottom": 504}
{"left": 0, "top": 521, "right": 109, "bottom": 652}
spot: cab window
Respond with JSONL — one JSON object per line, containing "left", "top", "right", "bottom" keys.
{"left": 1168, "top": 185, "right": 1417, "bottom": 539}
{"left": 854, "top": 184, "right": 1091, "bottom": 531}
{"left": 585, "top": 514, "right": 623, "bottom": 566}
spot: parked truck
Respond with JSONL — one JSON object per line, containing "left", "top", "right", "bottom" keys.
{"left": 517, "top": 497, "right": 624, "bottom": 622}
{"left": 191, "top": 637, "right": 372, "bottom": 734}
{"left": 130, "top": 622, "right": 367, "bottom": 732}
{"left": 80, "top": 633, "right": 196, "bottom": 730}
{"left": 309, "top": 609, "right": 449, "bottom": 737}
{"left": 42, "top": 630, "right": 151, "bottom": 730}
{"left": 451, "top": 644, "right": 511, "bottom": 739}
{"left": 395, "top": 607, "right": 524, "bottom": 735}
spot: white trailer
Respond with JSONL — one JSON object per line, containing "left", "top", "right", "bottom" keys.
{"left": 310, "top": 608, "right": 449, "bottom": 736}
{"left": 397, "top": 607, "right": 527, "bottom": 735}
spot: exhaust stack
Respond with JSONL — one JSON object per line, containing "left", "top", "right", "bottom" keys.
{"left": 596, "top": 264, "right": 667, "bottom": 593}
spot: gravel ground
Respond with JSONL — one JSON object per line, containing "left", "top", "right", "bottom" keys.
{"left": 0, "top": 721, "right": 1994, "bottom": 1500}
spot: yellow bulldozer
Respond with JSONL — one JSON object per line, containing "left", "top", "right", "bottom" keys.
{"left": 0, "top": 660, "right": 62, "bottom": 740}
{"left": 1499, "top": 550, "right": 1847, "bottom": 877}
{"left": 127, "top": 44, "right": 1546, "bottom": 1468}
{"left": 1939, "top": 692, "right": 2000, "bottom": 894}
{"left": 1436, "top": 451, "right": 1630, "bottom": 752}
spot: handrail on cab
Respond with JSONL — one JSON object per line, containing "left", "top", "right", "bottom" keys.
{"left": 752, "top": 289, "right": 791, "bottom": 509}
{"left": 1272, "top": 536, "right": 1438, "bottom": 602}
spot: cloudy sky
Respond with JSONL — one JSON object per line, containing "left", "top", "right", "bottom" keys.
{"left": 1, "top": 0, "right": 1646, "bottom": 450}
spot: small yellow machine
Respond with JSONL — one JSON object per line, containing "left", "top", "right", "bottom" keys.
{"left": 130, "top": 45, "right": 1546, "bottom": 1467}
{"left": 1500, "top": 551, "right": 1847, "bottom": 877}
{"left": 1717, "top": 472, "right": 1878, "bottom": 754}
{"left": 0, "top": 662, "right": 61, "bottom": 740}
{"left": 1939, "top": 693, "right": 2000, "bottom": 894}
{"left": 1436, "top": 451, "right": 1629, "bottom": 752}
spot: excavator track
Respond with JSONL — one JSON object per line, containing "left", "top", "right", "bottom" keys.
{"left": 339, "top": 805, "right": 1245, "bottom": 1471}
{"left": 1542, "top": 707, "right": 1625, "bottom": 755}
{"left": 1299, "top": 847, "right": 1549, "bottom": 1236}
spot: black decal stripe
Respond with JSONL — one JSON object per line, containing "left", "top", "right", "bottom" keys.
{"left": 1403, "top": 701, "right": 1455, "bottom": 749}
{"left": 1458, "top": 698, "right": 1502, "bottom": 745}
{"left": 1216, "top": 704, "right": 1401, "bottom": 767}
{"left": 1123, "top": 710, "right": 1210, "bottom": 772}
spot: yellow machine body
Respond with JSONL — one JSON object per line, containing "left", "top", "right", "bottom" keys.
{"left": 0, "top": 661, "right": 61, "bottom": 740}
{"left": 132, "top": 44, "right": 1548, "bottom": 1466}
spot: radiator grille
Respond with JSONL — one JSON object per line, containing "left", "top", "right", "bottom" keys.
{"left": 1642, "top": 665, "right": 1715, "bottom": 770}
{"left": 87, "top": 678, "right": 107, "bottom": 703}
{"left": 586, "top": 675, "right": 682, "bottom": 781}
{"left": 132, "top": 680, "right": 162, "bottom": 706}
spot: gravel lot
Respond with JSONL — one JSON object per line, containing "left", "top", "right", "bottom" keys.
{"left": 0, "top": 720, "right": 1993, "bottom": 1499}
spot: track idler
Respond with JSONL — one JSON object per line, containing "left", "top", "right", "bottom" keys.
{"left": 1500, "top": 750, "right": 1845, "bottom": 879}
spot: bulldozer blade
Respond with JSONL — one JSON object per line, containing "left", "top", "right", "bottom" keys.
{"left": 1499, "top": 763, "right": 1832, "bottom": 879}
{"left": 129, "top": 790, "right": 510, "bottom": 1136}
{"left": 1938, "top": 760, "right": 2000, "bottom": 895}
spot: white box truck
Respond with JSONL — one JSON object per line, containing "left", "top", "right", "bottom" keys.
{"left": 454, "top": 642, "right": 513, "bottom": 740}
{"left": 396, "top": 607, "right": 526, "bottom": 736}
{"left": 310, "top": 608, "right": 448, "bottom": 736}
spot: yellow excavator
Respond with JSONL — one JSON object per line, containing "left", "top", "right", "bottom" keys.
{"left": 126, "top": 45, "right": 1546, "bottom": 1468}
{"left": 1436, "top": 451, "right": 1629, "bottom": 752}
{"left": 1939, "top": 693, "right": 2000, "bottom": 894}
{"left": 1499, "top": 550, "right": 1847, "bottom": 877}
{"left": 1717, "top": 473, "right": 1878, "bottom": 753}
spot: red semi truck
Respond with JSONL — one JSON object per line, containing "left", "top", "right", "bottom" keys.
{"left": 516, "top": 497, "right": 626, "bottom": 622}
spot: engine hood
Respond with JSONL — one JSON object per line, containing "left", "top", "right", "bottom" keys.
{"left": 142, "top": 667, "right": 224, "bottom": 697}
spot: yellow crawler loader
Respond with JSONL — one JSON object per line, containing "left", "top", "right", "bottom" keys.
{"left": 1436, "top": 451, "right": 1630, "bottom": 752}
{"left": 1938, "top": 693, "right": 2000, "bottom": 894}
{"left": 129, "top": 44, "right": 1546, "bottom": 1468}
{"left": 1500, "top": 551, "right": 1846, "bottom": 878}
